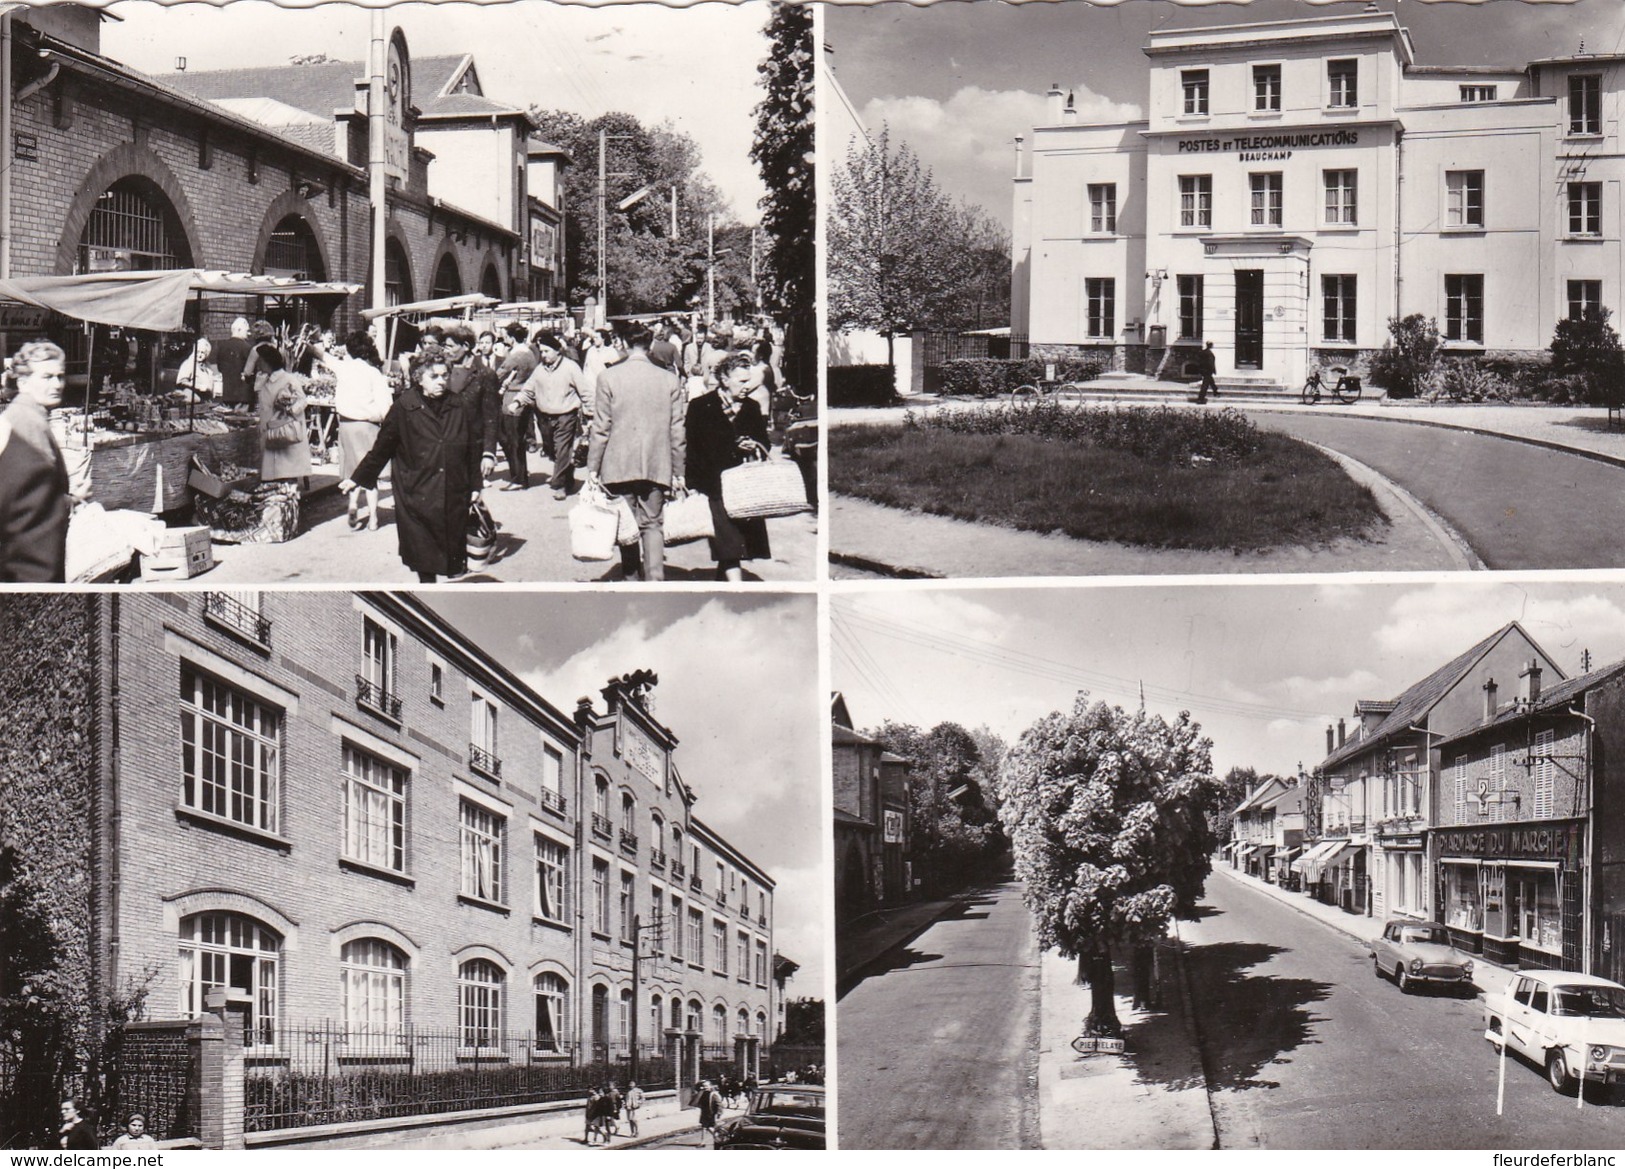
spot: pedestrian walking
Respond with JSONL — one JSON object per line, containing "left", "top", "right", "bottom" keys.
{"left": 444, "top": 326, "right": 500, "bottom": 486}
{"left": 110, "top": 1113, "right": 156, "bottom": 1149}
{"left": 1196, "top": 340, "right": 1219, "bottom": 404}
{"left": 687, "top": 351, "right": 772, "bottom": 582}
{"left": 605, "top": 1081, "right": 624, "bottom": 1139}
{"left": 0, "top": 340, "right": 71, "bottom": 582}
{"left": 253, "top": 343, "right": 312, "bottom": 487}
{"left": 585, "top": 320, "right": 686, "bottom": 582}
{"left": 522, "top": 330, "right": 589, "bottom": 499}
{"left": 584, "top": 1087, "right": 603, "bottom": 1146}
{"left": 340, "top": 344, "right": 485, "bottom": 583}
{"left": 624, "top": 1081, "right": 645, "bottom": 1137}
{"left": 58, "top": 1098, "right": 97, "bottom": 1149}
{"left": 312, "top": 331, "right": 393, "bottom": 531}
{"left": 696, "top": 1078, "right": 724, "bottom": 1148}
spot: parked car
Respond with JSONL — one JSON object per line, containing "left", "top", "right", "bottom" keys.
{"left": 715, "top": 1083, "right": 826, "bottom": 1150}
{"left": 1370, "top": 919, "right": 1475, "bottom": 994}
{"left": 1485, "top": 970, "right": 1625, "bottom": 1094}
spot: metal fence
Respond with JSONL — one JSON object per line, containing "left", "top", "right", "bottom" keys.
{"left": 244, "top": 1022, "right": 677, "bottom": 1133}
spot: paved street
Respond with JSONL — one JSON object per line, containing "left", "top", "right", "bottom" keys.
{"left": 1249, "top": 411, "right": 1625, "bottom": 570}
{"left": 1190, "top": 872, "right": 1625, "bottom": 1148}
{"left": 837, "top": 879, "right": 1041, "bottom": 1149}
{"left": 175, "top": 455, "right": 817, "bottom": 584}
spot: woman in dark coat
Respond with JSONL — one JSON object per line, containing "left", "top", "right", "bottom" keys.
{"left": 340, "top": 344, "right": 484, "bottom": 583}
{"left": 686, "top": 350, "right": 771, "bottom": 581}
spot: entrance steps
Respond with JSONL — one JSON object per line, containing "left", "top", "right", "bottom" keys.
{"left": 1070, "top": 371, "right": 1309, "bottom": 405}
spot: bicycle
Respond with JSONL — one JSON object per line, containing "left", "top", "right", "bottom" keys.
{"left": 1301, "top": 365, "right": 1362, "bottom": 405}
{"left": 1011, "top": 378, "right": 1088, "bottom": 398}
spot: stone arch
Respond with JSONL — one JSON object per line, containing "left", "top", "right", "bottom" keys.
{"left": 251, "top": 188, "right": 333, "bottom": 282}
{"left": 450, "top": 942, "right": 513, "bottom": 970}
{"left": 479, "top": 251, "right": 505, "bottom": 300}
{"left": 429, "top": 240, "right": 464, "bottom": 299}
{"left": 328, "top": 919, "right": 420, "bottom": 959}
{"left": 162, "top": 887, "right": 299, "bottom": 949}
{"left": 57, "top": 142, "right": 200, "bottom": 275}
{"left": 384, "top": 218, "right": 415, "bottom": 305}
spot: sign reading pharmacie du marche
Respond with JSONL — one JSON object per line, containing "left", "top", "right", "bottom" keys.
{"left": 1176, "top": 128, "right": 1360, "bottom": 162}
{"left": 1433, "top": 818, "right": 1585, "bottom": 865}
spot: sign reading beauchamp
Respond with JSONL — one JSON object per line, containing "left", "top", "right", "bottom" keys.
{"left": 1178, "top": 129, "right": 1361, "bottom": 162}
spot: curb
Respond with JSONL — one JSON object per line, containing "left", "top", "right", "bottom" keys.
{"left": 837, "top": 897, "right": 968, "bottom": 997}
{"left": 1298, "top": 440, "right": 1481, "bottom": 571}
{"left": 829, "top": 550, "right": 945, "bottom": 579}
{"left": 1169, "top": 919, "right": 1223, "bottom": 1151}
{"left": 1211, "top": 865, "right": 1375, "bottom": 948}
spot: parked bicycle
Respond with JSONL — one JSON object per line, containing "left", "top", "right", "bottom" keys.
{"left": 1012, "top": 377, "right": 1089, "bottom": 397}
{"left": 1301, "top": 365, "right": 1362, "bottom": 405}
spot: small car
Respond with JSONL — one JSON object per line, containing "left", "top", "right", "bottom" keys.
{"left": 714, "top": 1083, "right": 826, "bottom": 1150}
{"left": 1370, "top": 919, "right": 1475, "bottom": 994}
{"left": 1485, "top": 970, "right": 1625, "bottom": 1094}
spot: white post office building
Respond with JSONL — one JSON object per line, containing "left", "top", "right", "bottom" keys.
{"left": 1010, "top": 12, "right": 1623, "bottom": 388}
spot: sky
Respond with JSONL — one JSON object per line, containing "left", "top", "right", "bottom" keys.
{"left": 423, "top": 590, "right": 826, "bottom": 996}
{"left": 831, "top": 580, "right": 1625, "bottom": 785}
{"left": 103, "top": 0, "right": 771, "bottom": 221}
{"left": 826, "top": 0, "right": 1625, "bottom": 229}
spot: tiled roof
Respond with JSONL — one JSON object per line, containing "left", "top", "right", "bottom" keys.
{"left": 833, "top": 724, "right": 883, "bottom": 748}
{"left": 166, "top": 61, "right": 364, "bottom": 118}
{"left": 1320, "top": 622, "right": 1536, "bottom": 770}
{"left": 421, "top": 91, "right": 527, "bottom": 120}
{"left": 1438, "top": 659, "right": 1625, "bottom": 746}
{"left": 1261, "top": 786, "right": 1306, "bottom": 813}
{"left": 1233, "top": 776, "right": 1287, "bottom": 817}
{"left": 414, "top": 55, "right": 470, "bottom": 98}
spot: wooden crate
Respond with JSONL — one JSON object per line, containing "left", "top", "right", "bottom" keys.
{"left": 89, "top": 424, "right": 262, "bottom": 513}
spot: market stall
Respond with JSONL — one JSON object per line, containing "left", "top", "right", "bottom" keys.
{"left": 361, "top": 292, "right": 497, "bottom": 362}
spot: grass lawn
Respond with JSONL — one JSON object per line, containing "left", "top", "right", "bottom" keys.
{"left": 830, "top": 424, "right": 1387, "bottom": 552}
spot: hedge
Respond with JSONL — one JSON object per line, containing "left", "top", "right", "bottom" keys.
{"left": 828, "top": 364, "right": 896, "bottom": 407}
{"left": 938, "top": 357, "right": 1106, "bottom": 397}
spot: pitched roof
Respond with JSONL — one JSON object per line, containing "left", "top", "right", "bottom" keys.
{"left": 1263, "top": 786, "right": 1306, "bottom": 814}
{"left": 421, "top": 91, "right": 528, "bottom": 120}
{"left": 1233, "top": 776, "right": 1287, "bottom": 817}
{"left": 167, "top": 61, "right": 364, "bottom": 118}
{"left": 1320, "top": 622, "right": 1539, "bottom": 771}
{"left": 1438, "top": 659, "right": 1625, "bottom": 746}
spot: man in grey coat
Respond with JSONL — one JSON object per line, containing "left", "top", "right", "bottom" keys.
{"left": 585, "top": 320, "right": 686, "bottom": 581}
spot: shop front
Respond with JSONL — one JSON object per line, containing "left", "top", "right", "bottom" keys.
{"left": 1433, "top": 819, "right": 1585, "bottom": 969}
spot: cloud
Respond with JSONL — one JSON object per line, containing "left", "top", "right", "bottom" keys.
{"left": 1372, "top": 586, "right": 1625, "bottom": 673}
{"left": 857, "top": 84, "right": 1144, "bottom": 223}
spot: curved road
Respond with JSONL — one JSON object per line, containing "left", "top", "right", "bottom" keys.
{"left": 1251, "top": 411, "right": 1625, "bottom": 569}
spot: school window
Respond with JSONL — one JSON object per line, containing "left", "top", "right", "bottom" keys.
{"left": 429, "top": 661, "right": 444, "bottom": 704}
{"left": 539, "top": 743, "right": 564, "bottom": 813}
{"left": 713, "top": 918, "right": 728, "bottom": 973}
{"left": 650, "top": 883, "right": 664, "bottom": 953}
{"left": 459, "top": 800, "right": 503, "bottom": 903}
{"left": 534, "top": 834, "right": 568, "bottom": 921}
{"left": 592, "top": 858, "right": 610, "bottom": 933}
{"left": 1178, "top": 175, "right": 1212, "bottom": 228}
{"left": 1568, "top": 182, "right": 1602, "bottom": 236}
{"left": 1177, "top": 276, "right": 1204, "bottom": 341}
{"left": 1533, "top": 729, "right": 1555, "bottom": 818}
{"left": 1088, "top": 183, "right": 1117, "bottom": 233}
{"left": 360, "top": 617, "right": 397, "bottom": 711}
{"left": 670, "top": 893, "right": 685, "bottom": 959}
{"left": 1446, "top": 171, "right": 1485, "bottom": 228}
{"left": 1327, "top": 58, "right": 1358, "bottom": 108}
{"left": 687, "top": 906, "right": 705, "bottom": 964}
{"left": 1322, "top": 275, "right": 1357, "bottom": 343}
{"left": 1445, "top": 275, "right": 1484, "bottom": 343}
{"left": 1253, "top": 64, "right": 1281, "bottom": 112}
{"left": 179, "top": 912, "right": 280, "bottom": 1049}
{"left": 736, "top": 931, "right": 750, "bottom": 979}
{"left": 1569, "top": 74, "right": 1602, "bottom": 135}
{"left": 340, "top": 938, "right": 406, "bottom": 1043}
{"left": 1460, "top": 85, "right": 1497, "bottom": 103}
{"left": 457, "top": 959, "right": 503, "bottom": 1049}
{"left": 1568, "top": 280, "right": 1603, "bottom": 320}
{"left": 180, "top": 668, "right": 280, "bottom": 833}
{"left": 470, "top": 692, "right": 499, "bottom": 774}
{"left": 534, "top": 972, "right": 568, "bottom": 1052}
{"left": 342, "top": 744, "right": 406, "bottom": 873}
{"left": 755, "top": 939, "right": 768, "bottom": 986}
{"left": 1181, "top": 69, "right": 1209, "bottom": 115}
{"left": 620, "top": 870, "right": 635, "bottom": 941}
{"left": 1085, "top": 278, "right": 1115, "bottom": 339}
{"left": 1249, "top": 173, "right": 1283, "bottom": 227}
{"left": 1323, "top": 169, "right": 1357, "bottom": 225}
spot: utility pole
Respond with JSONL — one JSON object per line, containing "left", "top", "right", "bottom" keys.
{"left": 707, "top": 213, "right": 716, "bottom": 323}
{"left": 597, "top": 128, "right": 607, "bottom": 310}
{"left": 367, "top": 12, "right": 388, "bottom": 342}
{"left": 629, "top": 912, "right": 666, "bottom": 1084}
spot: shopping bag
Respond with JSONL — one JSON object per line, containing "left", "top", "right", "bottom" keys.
{"left": 466, "top": 499, "right": 497, "bottom": 570}
{"left": 569, "top": 489, "right": 619, "bottom": 561}
{"left": 611, "top": 491, "right": 640, "bottom": 547}
{"left": 264, "top": 414, "right": 304, "bottom": 449}
{"left": 662, "top": 490, "right": 715, "bottom": 545}
{"left": 720, "top": 459, "right": 810, "bottom": 519}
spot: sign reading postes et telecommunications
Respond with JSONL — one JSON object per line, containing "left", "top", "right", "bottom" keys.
{"left": 1177, "top": 129, "right": 1360, "bottom": 162}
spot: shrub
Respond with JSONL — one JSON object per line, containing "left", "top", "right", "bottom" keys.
{"left": 1367, "top": 314, "right": 1440, "bottom": 399}
{"left": 828, "top": 364, "right": 896, "bottom": 407}
{"left": 912, "top": 400, "right": 1261, "bottom": 466}
{"left": 1551, "top": 309, "right": 1625, "bottom": 408}
{"left": 1426, "top": 359, "right": 1512, "bottom": 403}
{"left": 937, "top": 356, "right": 1106, "bottom": 397}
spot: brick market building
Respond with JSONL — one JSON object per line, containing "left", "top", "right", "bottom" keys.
{"left": 0, "top": 591, "right": 776, "bottom": 1124}
{"left": 0, "top": 6, "right": 562, "bottom": 361}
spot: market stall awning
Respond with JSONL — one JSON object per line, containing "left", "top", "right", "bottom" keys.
{"left": 1301, "top": 840, "right": 1350, "bottom": 885}
{"left": 361, "top": 293, "right": 498, "bottom": 321}
{"left": 0, "top": 269, "right": 361, "bottom": 332}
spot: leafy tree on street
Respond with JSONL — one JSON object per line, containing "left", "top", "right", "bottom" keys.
{"left": 751, "top": 1, "right": 815, "bottom": 390}
{"left": 871, "top": 720, "right": 1008, "bottom": 894}
{"left": 999, "top": 696, "right": 1224, "bottom": 1037}
{"left": 1368, "top": 313, "right": 1440, "bottom": 400}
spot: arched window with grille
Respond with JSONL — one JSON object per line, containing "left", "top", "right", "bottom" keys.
{"left": 264, "top": 215, "right": 326, "bottom": 281}
{"left": 431, "top": 252, "right": 463, "bottom": 300}
{"left": 78, "top": 177, "right": 191, "bottom": 273}
{"left": 481, "top": 262, "right": 502, "bottom": 300}
{"left": 385, "top": 237, "right": 412, "bottom": 307}
{"left": 457, "top": 959, "right": 504, "bottom": 1050}
{"left": 178, "top": 912, "right": 280, "bottom": 1050}
{"left": 340, "top": 938, "right": 407, "bottom": 1043}
{"left": 534, "top": 971, "right": 568, "bottom": 1053}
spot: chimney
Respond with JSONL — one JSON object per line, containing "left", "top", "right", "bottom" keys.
{"left": 1326, "top": 724, "right": 1335, "bottom": 755}
{"left": 1062, "top": 90, "right": 1079, "bottom": 122}
{"left": 1047, "top": 83, "right": 1064, "bottom": 123}
{"left": 1337, "top": 718, "right": 1347, "bottom": 748}
{"left": 1520, "top": 660, "right": 1544, "bottom": 705}
{"left": 1483, "top": 676, "right": 1498, "bottom": 719}
{"left": 1014, "top": 134, "right": 1025, "bottom": 179}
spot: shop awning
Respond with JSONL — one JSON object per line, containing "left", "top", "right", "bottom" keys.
{"left": 1255, "top": 845, "right": 1277, "bottom": 857}
{"left": 0, "top": 269, "right": 361, "bottom": 332}
{"left": 1235, "top": 844, "right": 1256, "bottom": 860}
{"left": 361, "top": 293, "right": 498, "bottom": 321}
{"left": 1302, "top": 840, "right": 1350, "bottom": 885}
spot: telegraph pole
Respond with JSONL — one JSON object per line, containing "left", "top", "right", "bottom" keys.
{"left": 597, "top": 129, "right": 607, "bottom": 310}
{"left": 630, "top": 912, "right": 666, "bottom": 1084}
{"left": 707, "top": 213, "right": 716, "bottom": 323}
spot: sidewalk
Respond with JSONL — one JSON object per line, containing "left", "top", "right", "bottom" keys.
{"left": 836, "top": 895, "right": 966, "bottom": 993}
{"left": 1210, "top": 864, "right": 1518, "bottom": 1001}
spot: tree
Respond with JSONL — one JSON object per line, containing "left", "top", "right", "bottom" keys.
{"left": 1367, "top": 313, "right": 1440, "bottom": 400}
{"left": 1551, "top": 307, "right": 1625, "bottom": 406}
{"left": 829, "top": 126, "right": 967, "bottom": 372}
{"left": 999, "top": 696, "right": 1224, "bottom": 1038}
{"left": 778, "top": 997, "right": 825, "bottom": 1046}
{"left": 946, "top": 201, "right": 1012, "bottom": 332}
{"left": 872, "top": 720, "right": 1008, "bottom": 895}
{"left": 751, "top": 1, "right": 815, "bottom": 392}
